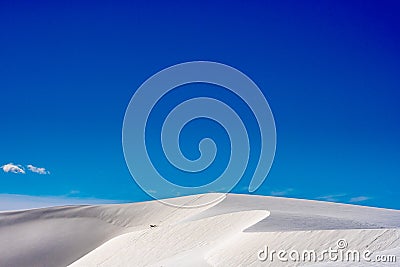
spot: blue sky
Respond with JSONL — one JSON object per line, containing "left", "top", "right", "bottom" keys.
{"left": 1, "top": 0, "right": 399, "bottom": 209}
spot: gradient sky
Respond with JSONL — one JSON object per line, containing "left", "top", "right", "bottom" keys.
{"left": 1, "top": 0, "right": 399, "bottom": 209}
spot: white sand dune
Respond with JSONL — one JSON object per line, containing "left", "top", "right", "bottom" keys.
{"left": 0, "top": 193, "right": 399, "bottom": 266}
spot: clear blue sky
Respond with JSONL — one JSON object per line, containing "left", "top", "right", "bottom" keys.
{"left": 1, "top": 0, "right": 399, "bottom": 209}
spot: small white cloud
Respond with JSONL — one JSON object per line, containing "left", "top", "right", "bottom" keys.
{"left": 349, "top": 196, "right": 370, "bottom": 203}
{"left": 147, "top": 189, "right": 157, "bottom": 194}
{"left": 1, "top": 163, "right": 25, "bottom": 174}
{"left": 69, "top": 190, "right": 80, "bottom": 195}
{"left": 27, "top": 164, "right": 50, "bottom": 175}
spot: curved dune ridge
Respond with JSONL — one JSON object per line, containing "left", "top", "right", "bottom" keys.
{"left": 0, "top": 193, "right": 399, "bottom": 266}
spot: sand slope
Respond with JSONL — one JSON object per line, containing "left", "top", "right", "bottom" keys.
{"left": 0, "top": 193, "right": 399, "bottom": 266}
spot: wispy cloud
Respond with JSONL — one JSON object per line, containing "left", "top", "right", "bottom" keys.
{"left": 316, "top": 193, "right": 347, "bottom": 202}
{"left": 316, "top": 194, "right": 371, "bottom": 204}
{"left": 27, "top": 164, "right": 50, "bottom": 175}
{"left": 1, "top": 163, "right": 25, "bottom": 174}
{"left": 349, "top": 196, "right": 370, "bottom": 203}
{"left": 269, "top": 188, "right": 294, "bottom": 196}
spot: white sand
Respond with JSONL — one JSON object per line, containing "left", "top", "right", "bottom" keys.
{"left": 0, "top": 193, "right": 399, "bottom": 266}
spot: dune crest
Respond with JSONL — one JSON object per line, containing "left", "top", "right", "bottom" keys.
{"left": 1, "top": 193, "right": 399, "bottom": 266}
